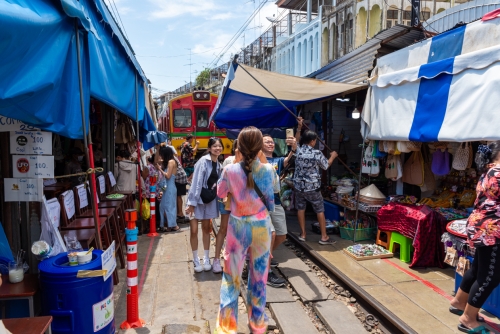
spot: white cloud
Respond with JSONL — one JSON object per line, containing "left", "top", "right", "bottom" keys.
{"left": 207, "top": 12, "right": 233, "bottom": 21}
{"left": 148, "top": 0, "right": 218, "bottom": 19}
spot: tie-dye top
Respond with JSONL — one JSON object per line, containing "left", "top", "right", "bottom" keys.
{"left": 217, "top": 160, "right": 279, "bottom": 217}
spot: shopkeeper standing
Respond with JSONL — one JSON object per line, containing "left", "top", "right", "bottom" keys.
{"left": 450, "top": 141, "right": 500, "bottom": 334}
{"left": 293, "top": 130, "right": 338, "bottom": 245}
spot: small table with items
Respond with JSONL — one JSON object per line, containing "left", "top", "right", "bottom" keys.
{"left": 3, "top": 316, "right": 52, "bottom": 334}
{"left": 0, "top": 273, "right": 39, "bottom": 317}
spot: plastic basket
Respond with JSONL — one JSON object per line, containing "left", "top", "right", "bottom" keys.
{"left": 339, "top": 227, "right": 377, "bottom": 241}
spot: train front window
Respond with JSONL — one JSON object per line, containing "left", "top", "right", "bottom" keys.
{"left": 173, "top": 109, "right": 192, "bottom": 128}
{"left": 197, "top": 109, "right": 209, "bottom": 129}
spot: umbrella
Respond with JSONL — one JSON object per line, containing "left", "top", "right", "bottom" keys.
{"left": 145, "top": 131, "right": 168, "bottom": 144}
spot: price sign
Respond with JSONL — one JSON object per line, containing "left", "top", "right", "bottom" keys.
{"left": 12, "top": 155, "right": 54, "bottom": 178}
{"left": 76, "top": 184, "right": 88, "bottom": 209}
{"left": 62, "top": 190, "right": 75, "bottom": 220}
{"left": 46, "top": 197, "right": 61, "bottom": 229}
{"left": 0, "top": 117, "right": 39, "bottom": 132}
{"left": 10, "top": 131, "right": 52, "bottom": 155}
{"left": 4, "top": 178, "right": 43, "bottom": 202}
{"left": 101, "top": 241, "right": 116, "bottom": 282}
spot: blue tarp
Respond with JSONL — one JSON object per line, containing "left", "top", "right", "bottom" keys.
{"left": 0, "top": 0, "right": 155, "bottom": 140}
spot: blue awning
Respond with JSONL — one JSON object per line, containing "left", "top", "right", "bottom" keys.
{"left": 211, "top": 63, "right": 363, "bottom": 130}
{"left": 0, "top": 0, "right": 155, "bottom": 140}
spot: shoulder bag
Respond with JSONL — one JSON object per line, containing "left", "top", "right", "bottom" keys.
{"left": 239, "top": 162, "right": 270, "bottom": 211}
{"left": 452, "top": 142, "right": 470, "bottom": 171}
{"left": 402, "top": 151, "right": 425, "bottom": 186}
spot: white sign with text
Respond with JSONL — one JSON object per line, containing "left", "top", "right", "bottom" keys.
{"left": 4, "top": 178, "right": 43, "bottom": 202}
{"left": 0, "top": 117, "right": 39, "bottom": 132}
{"left": 92, "top": 292, "right": 114, "bottom": 332}
{"left": 10, "top": 131, "right": 52, "bottom": 155}
{"left": 12, "top": 155, "right": 54, "bottom": 178}
{"left": 101, "top": 241, "right": 116, "bottom": 282}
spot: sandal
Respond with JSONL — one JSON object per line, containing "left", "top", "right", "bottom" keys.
{"left": 157, "top": 227, "right": 168, "bottom": 233}
{"left": 449, "top": 307, "right": 485, "bottom": 322}
{"left": 168, "top": 226, "right": 180, "bottom": 232}
{"left": 458, "top": 324, "right": 491, "bottom": 333}
{"left": 296, "top": 233, "right": 306, "bottom": 242}
{"left": 319, "top": 238, "right": 336, "bottom": 245}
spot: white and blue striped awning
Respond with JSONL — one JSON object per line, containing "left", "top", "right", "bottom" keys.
{"left": 211, "top": 63, "right": 363, "bottom": 130}
{"left": 362, "top": 14, "right": 500, "bottom": 142}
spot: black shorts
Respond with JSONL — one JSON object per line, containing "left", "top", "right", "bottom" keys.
{"left": 175, "top": 182, "right": 187, "bottom": 196}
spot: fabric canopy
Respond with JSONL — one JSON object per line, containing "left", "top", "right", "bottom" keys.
{"left": 362, "top": 15, "right": 500, "bottom": 142}
{"left": 211, "top": 63, "right": 363, "bottom": 130}
{"left": 0, "top": 0, "right": 155, "bottom": 140}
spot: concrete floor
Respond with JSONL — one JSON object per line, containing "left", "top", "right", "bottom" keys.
{"left": 113, "top": 220, "right": 254, "bottom": 334}
{"left": 285, "top": 212, "right": 500, "bottom": 334}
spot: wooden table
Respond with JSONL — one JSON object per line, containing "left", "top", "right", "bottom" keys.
{"left": 3, "top": 316, "right": 52, "bottom": 333}
{"left": 0, "top": 274, "right": 38, "bottom": 317}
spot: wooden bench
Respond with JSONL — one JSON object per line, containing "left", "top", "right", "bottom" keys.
{"left": 0, "top": 274, "right": 38, "bottom": 317}
{"left": 3, "top": 315, "right": 52, "bottom": 333}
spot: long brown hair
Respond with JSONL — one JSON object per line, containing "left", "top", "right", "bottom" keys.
{"left": 237, "top": 127, "right": 263, "bottom": 189}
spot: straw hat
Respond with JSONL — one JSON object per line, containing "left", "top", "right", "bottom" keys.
{"left": 359, "top": 184, "right": 385, "bottom": 199}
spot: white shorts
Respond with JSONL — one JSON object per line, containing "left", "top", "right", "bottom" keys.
{"left": 269, "top": 204, "right": 287, "bottom": 236}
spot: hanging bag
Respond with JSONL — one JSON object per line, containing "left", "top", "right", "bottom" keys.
{"left": 402, "top": 151, "right": 424, "bottom": 186}
{"left": 385, "top": 154, "right": 399, "bottom": 179}
{"left": 452, "top": 142, "right": 470, "bottom": 171}
{"left": 407, "top": 141, "right": 422, "bottom": 152}
{"left": 397, "top": 141, "right": 411, "bottom": 153}
{"left": 420, "top": 148, "right": 436, "bottom": 193}
{"left": 373, "top": 141, "right": 387, "bottom": 158}
{"left": 362, "top": 144, "right": 380, "bottom": 177}
{"left": 431, "top": 149, "right": 451, "bottom": 176}
{"left": 383, "top": 141, "right": 396, "bottom": 154}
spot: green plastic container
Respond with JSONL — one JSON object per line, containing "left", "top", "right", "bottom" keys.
{"left": 339, "top": 227, "right": 377, "bottom": 241}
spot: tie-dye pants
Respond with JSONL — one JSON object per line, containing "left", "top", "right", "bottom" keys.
{"left": 215, "top": 210, "right": 272, "bottom": 334}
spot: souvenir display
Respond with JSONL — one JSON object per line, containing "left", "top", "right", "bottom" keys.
{"left": 343, "top": 244, "right": 393, "bottom": 261}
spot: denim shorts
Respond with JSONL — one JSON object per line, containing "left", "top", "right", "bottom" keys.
{"left": 218, "top": 198, "right": 231, "bottom": 215}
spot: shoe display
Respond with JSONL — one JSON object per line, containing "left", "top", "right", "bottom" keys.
{"left": 212, "top": 258, "right": 223, "bottom": 274}
{"left": 270, "top": 259, "right": 278, "bottom": 268}
{"left": 267, "top": 272, "right": 286, "bottom": 287}
{"left": 193, "top": 257, "right": 203, "bottom": 273}
{"left": 203, "top": 257, "right": 212, "bottom": 271}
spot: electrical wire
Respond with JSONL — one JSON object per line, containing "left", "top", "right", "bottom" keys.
{"left": 137, "top": 46, "right": 225, "bottom": 59}
{"left": 109, "top": 0, "right": 130, "bottom": 41}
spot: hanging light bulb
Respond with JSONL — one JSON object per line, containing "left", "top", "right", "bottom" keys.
{"left": 352, "top": 108, "right": 360, "bottom": 119}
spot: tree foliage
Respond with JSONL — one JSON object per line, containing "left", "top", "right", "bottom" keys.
{"left": 195, "top": 68, "right": 210, "bottom": 87}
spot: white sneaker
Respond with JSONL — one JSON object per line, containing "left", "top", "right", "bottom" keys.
{"left": 193, "top": 257, "right": 203, "bottom": 273}
{"left": 203, "top": 257, "right": 212, "bottom": 271}
{"left": 212, "top": 258, "right": 222, "bottom": 274}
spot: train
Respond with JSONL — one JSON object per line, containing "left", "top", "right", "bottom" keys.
{"left": 157, "top": 89, "right": 233, "bottom": 158}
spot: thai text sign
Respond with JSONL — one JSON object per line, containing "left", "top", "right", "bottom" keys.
{"left": 102, "top": 241, "right": 116, "bottom": 282}
{"left": 4, "top": 178, "right": 43, "bottom": 202}
{"left": 10, "top": 131, "right": 52, "bottom": 155}
{"left": 12, "top": 155, "right": 54, "bottom": 178}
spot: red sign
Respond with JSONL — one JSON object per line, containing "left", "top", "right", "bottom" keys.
{"left": 16, "top": 158, "right": 29, "bottom": 173}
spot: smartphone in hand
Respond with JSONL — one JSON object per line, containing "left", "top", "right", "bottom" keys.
{"left": 286, "top": 128, "right": 294, "bottom": 138}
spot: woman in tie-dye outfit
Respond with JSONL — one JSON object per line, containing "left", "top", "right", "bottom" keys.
{"left": 215, "top": 127, "right": 278, "bottom": 334}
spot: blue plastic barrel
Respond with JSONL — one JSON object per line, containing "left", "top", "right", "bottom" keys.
{"left": 38, "top": 250, "right": 115, "bottom": 334}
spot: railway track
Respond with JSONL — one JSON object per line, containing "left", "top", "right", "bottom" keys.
{"left": 286, "top": 232, "right": 417, "bottom": 334}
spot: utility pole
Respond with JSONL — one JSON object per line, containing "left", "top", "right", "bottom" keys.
{"left": 184, "top": 48, "right": 194, "bottom": 91}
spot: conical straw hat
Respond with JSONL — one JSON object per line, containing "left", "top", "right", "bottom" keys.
{"left": 359, "top": 184, "right": 385, "bottom": 199}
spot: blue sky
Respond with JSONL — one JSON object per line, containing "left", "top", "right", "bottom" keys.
{"left": 104, "top": 0, "right": 279, "bottom": 94}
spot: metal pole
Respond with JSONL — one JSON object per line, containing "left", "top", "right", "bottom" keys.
{"left": 233, "top": 57, "right": 357, "bottom": 177}
{"left": 75, "top": 20, "right": 102, "bottom": 249}
{"left": 135, "top": 75, "right": 143, "bottom": 229}
{"left": 353, "top": 118, "right": 368, "bottom": 244}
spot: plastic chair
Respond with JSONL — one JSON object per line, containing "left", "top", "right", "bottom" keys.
{"left": 389, "top": 232, "right": 413, "bottom": 263}
{"left": 375, "top": 230, "right": 392, "bottom": 250}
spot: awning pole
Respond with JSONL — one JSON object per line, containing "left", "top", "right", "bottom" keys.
{"left": 353, "top": 119, "right": 369, "bottom": 244}
{"left": 135, "top": 75, "right": 142, "bottom": 213}
{"left": 75, "top": 20, "right": 102, "bottom": 249}
{"left": 232, "top": 57, "right": 357, "bottom": 177}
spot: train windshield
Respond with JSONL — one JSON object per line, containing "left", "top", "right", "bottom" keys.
{"left": 173, "top": 109, "right": 192, "bottom": 128}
